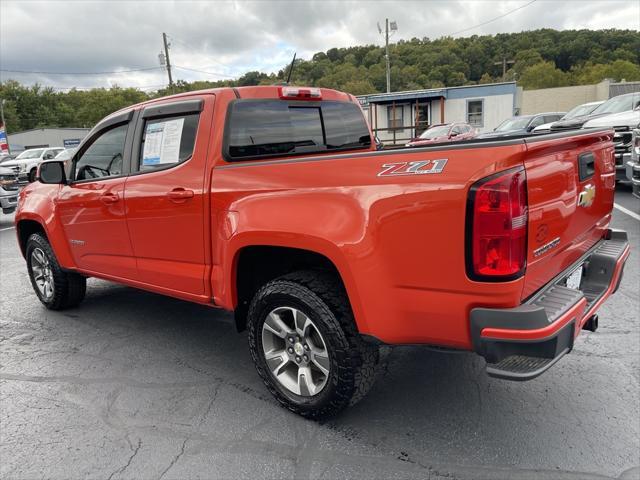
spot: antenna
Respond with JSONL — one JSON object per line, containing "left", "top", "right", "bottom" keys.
{"left": 286, "top": 52, "right": 297, "bottom": 84}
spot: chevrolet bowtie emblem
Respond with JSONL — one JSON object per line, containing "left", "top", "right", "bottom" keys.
{"left": 577, "top": 184, "right": 596, "bottom": 208}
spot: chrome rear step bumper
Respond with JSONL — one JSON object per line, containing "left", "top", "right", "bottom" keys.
{"left": 470, "top": 230, "right": 630, "bottom": 381}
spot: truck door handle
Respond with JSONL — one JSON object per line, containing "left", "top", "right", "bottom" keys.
{"left": 167, "top": 188, "right": 194, "bottom": 202}
{"left": 100, "top": 193, "right": 119, "bottom": 204}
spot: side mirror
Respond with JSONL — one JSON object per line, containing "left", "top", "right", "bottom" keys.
{"left": 39, "top": 161, "right": 66, "bottom": 184}
{"left": 450, "top": 131, "right": 459, "bottom": 137}
{"left": 526, "top": 125, "right": 535, "bottom": 132}
{"left": 43, "top": 153, "right": 55, "bottom": 160}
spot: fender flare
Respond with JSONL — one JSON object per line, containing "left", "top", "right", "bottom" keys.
{"left": 219, "top": 231, "right": 369, "bottom": 334}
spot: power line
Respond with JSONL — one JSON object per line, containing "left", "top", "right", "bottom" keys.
{"left": 0, "top": 66, "right": 163, "bottom": 75}
{"left": 173, "top": 65, "right": 236, "bottom": 79}
{"left": 50, "top": 84, "right": 167, "bottom": 91}
{"left": 167, "top": 34, "right": 240, "bottom": 72}
{"left": 444, "top": 0, "right": 538, "bottom": 37}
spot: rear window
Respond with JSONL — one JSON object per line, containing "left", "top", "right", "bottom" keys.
{"left": 225, "top": 100, "right": 371, "bottom": 161}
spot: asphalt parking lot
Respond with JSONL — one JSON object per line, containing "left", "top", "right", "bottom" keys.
{"left": 0, "top": 187, "right": 638, "bottom": 480}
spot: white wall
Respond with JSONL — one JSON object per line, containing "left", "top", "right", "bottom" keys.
{"left": 370, "top": 103, "right": 415, "bottom": 143}
{"left": 9, "top": 128, "right": 90, "bottom": 152}
{"left": 444, "top": 94, "right": 514, "bottom": 133}
{"left": 520, "top": 80, "right": 611, "bottom": 115}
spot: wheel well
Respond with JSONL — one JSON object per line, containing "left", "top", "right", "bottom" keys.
{"left": 17, "top": 220, "right": 46, "bottom": 257}
{"left": 234, "top": 246, "right": 344, "bottom": 332}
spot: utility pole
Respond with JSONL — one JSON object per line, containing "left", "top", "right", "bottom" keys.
{"left": 494, "top": 57, "right": 515, "bottom": 82}
{"left": 162, "top": 32, "right": 174, "bottom": 89}
{"left": 378, "top": 19, "right": 397, "bottom": 93}
{"left": 385, "top": 19, "right": 390, "bottom": 93}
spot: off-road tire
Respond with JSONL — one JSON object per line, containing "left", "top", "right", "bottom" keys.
{"left": 247, "top": 270, "right": 379, "bottom": 418}
{"left": 26, "top": 233, "right": 86, "bottom": 310}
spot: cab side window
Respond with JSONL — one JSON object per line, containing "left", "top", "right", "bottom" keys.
{"left": 74, "top": 124, "right": 128, "bottom": 181}
{"left": 43, "top": 149, "right": 57, "bottom": 160}
{"left": 529, "top": 116, "right": 545, "bottom": 128}
{"left": 136, "top": 113, "right": 199, "bottom": 172}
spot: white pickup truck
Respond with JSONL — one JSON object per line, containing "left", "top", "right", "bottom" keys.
{"left": 626, "top": 127, "right": 640, "bottom": 197}
{"left": 584, "top": 106, "right": 640, "bottom": 182}
{"left": 2, "top": 147, "right": 64, "bottom": 183}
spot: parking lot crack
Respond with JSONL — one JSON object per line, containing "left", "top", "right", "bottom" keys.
{"left": 158, "top": 438, "right": 187, "bottom": 480}
{"left": 107, "top": 438, "right": 141, "bottom": 480}
{"left": 198, "top": 382, "right": 221, "bottom": 427}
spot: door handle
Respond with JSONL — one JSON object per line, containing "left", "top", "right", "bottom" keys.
{"left": 167, "top": 188, "right": 194, "bottom": 202}
{"left": 100, "top": 192, "right": 119, "bottom": 204}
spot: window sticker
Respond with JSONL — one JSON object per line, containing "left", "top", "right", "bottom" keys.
{"left": 142, "top": 118, "right": 185, "bottom": 166}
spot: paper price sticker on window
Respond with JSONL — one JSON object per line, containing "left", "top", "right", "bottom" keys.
{"left": 142, "top": 118, "right": 184, "bottom": 166}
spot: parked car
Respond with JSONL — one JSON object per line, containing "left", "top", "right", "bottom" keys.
{"left": 0, "top": 165, "right": 20, "bottom": 214}
{"left": 2, "top": 147, "right": 64, "bottom": 183}
{"left": 626, "top": 127, "right": 640, "bottom": 198}
{"left": 477, "top": 112, "right": 565, "bottom": 138}
{"left": 405, "top": 122, "right": 476, "bottom": 147}
{"left": 533, "top": 101, "right": 604, "bottom": 133}
{"left": 583, "top": 106, "right": 640, "bottom": 181}
{"left": 16, "top": 85, "right": 629, "bottom": 418}
{"left": 550, "top": 92, "right": 640, "bottom": 131}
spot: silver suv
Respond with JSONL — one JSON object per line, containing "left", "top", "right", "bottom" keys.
{"left": 626, "top": 127, "right": 640, "bottom": 198}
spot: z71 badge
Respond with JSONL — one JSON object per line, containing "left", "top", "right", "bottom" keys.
{"left": 378, "top": 159, "right": 448, "bottom": 177}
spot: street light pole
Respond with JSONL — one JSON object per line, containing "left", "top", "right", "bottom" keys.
{"left": 378, "top": 19, "right": 397, "bottom": 93}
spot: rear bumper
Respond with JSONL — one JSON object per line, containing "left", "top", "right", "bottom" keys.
{"left": 470, "top": 230, "right": 630, "bottom": 381}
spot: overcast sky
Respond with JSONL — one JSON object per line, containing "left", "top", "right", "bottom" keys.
{"left": 1, "top": 0, "right": 638, "bottom": 91}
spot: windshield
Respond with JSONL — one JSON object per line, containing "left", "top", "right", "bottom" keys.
{"left": 592, "top": 94, "right": 640, "bottom": 115}
{"left": 564, "top": 103, "right": 601, "bottom": 119}
{"left": 495, "top": 117, "right": 531, "bottom": 132}
{"left": 419, "top": 125, "right": 450, "bottom": 139}
{"left": 55, "top": 148, "right": 76, "bottom": 161}
{"left": 16, "top": 149, "right": 44, "bottom": 159}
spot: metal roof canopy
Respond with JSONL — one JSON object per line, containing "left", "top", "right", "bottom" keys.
{"left": 358, "top": 88, "right": 446, "bottom": 106}
{"left": 358, "top": 82, "right": 517, "bottom": 106}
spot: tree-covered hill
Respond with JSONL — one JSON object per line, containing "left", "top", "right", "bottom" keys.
{"left": 1, "top": 29, "right": 639, "bottom": 133}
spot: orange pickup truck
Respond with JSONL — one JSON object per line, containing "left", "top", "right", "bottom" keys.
{"left": 15, "top": 86, "right": 630, "bottom": 418}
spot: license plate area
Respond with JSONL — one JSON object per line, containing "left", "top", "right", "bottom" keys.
{"left": 565, "top": 264, "right": 584, "bottom": 290}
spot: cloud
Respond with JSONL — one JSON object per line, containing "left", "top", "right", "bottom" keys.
{"left": 0, "top": 0, "right": 638, "bottom": 90}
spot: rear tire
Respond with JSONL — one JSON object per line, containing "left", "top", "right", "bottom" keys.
{"left": 247, "top": 270, "right": 379, "bottom": 418}
{"left": 26, "top": 233, "right": 86, "bottom": 310}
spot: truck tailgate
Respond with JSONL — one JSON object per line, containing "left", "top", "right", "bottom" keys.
{"left": 522, "top": 129, "right": 616, "bottom": 300}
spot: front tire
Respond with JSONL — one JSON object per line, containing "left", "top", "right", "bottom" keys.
{"left": 247, "top": 270, "right": 379, "bottom": 418}
{"left": 26, "top": 233, "right": 86, "bottom": 310}
{"left": 28, "top": 167, "right": 37, "bottom": 183}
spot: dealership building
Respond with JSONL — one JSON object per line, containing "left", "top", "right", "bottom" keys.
{"left": 357, "top": 79, "right": 640, "bottom": 146}
{"left": 357, "top": 82, "right": 518, "bottom": 144}
{"left": 7, "top": 127, "right": 90, "bottom": 153}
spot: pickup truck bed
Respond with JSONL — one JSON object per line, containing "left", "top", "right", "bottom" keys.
{"left": 15, "top": 86, "right": 629, "bottom": 417}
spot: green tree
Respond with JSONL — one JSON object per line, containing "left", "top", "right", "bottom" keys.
{"left": 519, "top": 61, "right": 570, "bottom": 89}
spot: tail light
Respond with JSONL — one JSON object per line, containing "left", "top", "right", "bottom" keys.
{"left": 278, "top": 86, "right": 322, "bottom": 100}
{"left": 466, "top": 167, "right": 528, "bottom": 281}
